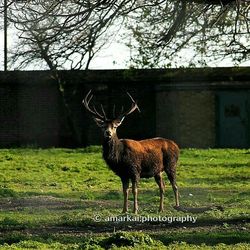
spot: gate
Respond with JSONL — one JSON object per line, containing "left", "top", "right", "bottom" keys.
{"left": 217, "top": 91, "right": 250, "bottom": 148}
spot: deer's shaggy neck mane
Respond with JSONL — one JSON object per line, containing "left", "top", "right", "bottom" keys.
{"left": 102, "top": 133, "right": 123, "bottom": 163}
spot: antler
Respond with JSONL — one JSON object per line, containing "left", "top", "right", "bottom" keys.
{"left": 83, "top": 90, "right": 139, "bottom": 121}
{"left": 118, "top": 92, "right": 140, "bottom": 119}
{"left": 82, "top": 90, "right": 107, "bottom": 120}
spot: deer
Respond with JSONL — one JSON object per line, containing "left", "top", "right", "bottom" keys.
{"left": 82, "top": 90, "right": 180, "bottom": 214}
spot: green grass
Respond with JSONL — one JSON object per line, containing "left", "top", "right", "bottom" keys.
{"left": 0, "top": 147, "right": 249, "bottom": 249}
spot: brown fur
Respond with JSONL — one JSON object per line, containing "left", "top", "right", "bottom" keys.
{"left": 83, "top": 91, "right": 180, "bottom": 213}
{"left": 102, "top": 134, "right": 180, "bottom": 213}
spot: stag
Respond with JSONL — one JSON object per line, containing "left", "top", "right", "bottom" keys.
{"left": 83, "top": 90, "right": 180, "bottom": 214}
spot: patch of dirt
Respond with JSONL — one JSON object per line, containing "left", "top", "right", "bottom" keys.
{"left": 0, "top": 219, "right": 249, "bottom": 237}
{"left": 174, "top": 205, "right": 224, "bottom": 213}
{"left": 0, "top": 196, "right": 119, "bottom": 211}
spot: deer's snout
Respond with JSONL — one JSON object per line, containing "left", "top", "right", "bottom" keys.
{"left": 104, "top": 130, "right": 112, "bottom": 138}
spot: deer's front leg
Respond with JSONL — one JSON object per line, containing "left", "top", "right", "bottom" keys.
{"left": 121, "top": 178, "right": 129, "bottom": 213}
{"left": 132, "top": 178, "right": 139, "bottom": 214}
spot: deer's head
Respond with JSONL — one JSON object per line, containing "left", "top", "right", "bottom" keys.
{"left": 82, "top": 90, "right": 140, "bottom": 140}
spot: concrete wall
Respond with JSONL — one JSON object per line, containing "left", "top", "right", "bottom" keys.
{"left": 0, "top": 68, "right": 250, "bottom": 148}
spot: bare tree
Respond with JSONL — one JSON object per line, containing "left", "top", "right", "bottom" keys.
{"left": 1, "top": 0, "right": 140, "bottom": 146}
{"left": 124, "top": 0, "right": 250, "bottom": 68}
{"left": 7, "top": 1, "right": 129, "bottom": 70}
{"left": 1, "top": 0, "right": 249, "bottom": 70}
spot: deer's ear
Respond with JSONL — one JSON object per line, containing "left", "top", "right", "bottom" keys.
{"left": 115, "top": 117, "right": 125, "bottom": 127}
{"left": 94, "top": 117, "right": 104, "bottom": 127}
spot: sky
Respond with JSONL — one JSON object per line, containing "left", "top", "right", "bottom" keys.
{"left": 88, "top": 41, "right": 131, "bottom": 70}
{"left": 0, "top": 29, "right": 130, "bottom": 71}
{"left": 0, "top": 29, "right": 249, "bottom": 71}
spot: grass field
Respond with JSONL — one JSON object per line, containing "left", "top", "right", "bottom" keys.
{"left": 0, "top": 147, "right": 249, "bottom": 249}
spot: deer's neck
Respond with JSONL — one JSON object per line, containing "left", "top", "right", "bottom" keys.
{"left": 103, "top": 133, "right": 123, "bottom": 163}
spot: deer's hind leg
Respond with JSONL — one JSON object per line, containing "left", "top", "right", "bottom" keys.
{"left": 131, "top": 175, "right": 139, "bottom": 214}
{"left": 165, "top": 163, "right": 179, "bottom": 208}
{"left": 154, "top": 174, "right": 165, "bottom": 212}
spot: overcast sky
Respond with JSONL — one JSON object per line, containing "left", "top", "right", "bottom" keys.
{"left": 88, "top": 41, "right": 131, "bottom": 70}
{"left": 0, "top": 29, "right": 249, "bottom": 71}
{"left": 0, "top": 29, "right": 130, "bottom": 70}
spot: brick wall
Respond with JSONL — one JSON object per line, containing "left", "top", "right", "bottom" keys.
{"left": 0, "top": 70, "right": 156, "bottom": 147}
{"left": 18, "top": 84, "right": 60, "bottom": 147}
{"left": 0, "top": 85, "right": 19, "bottom": 146}
{"left": 0, "top": 68, "right": 249, "bottom": 148}
{"left": 180, "top": 91, "right": 215, "bottom": 148}
{"left": 156, "top": 90, "right": 215, "bottom": 148}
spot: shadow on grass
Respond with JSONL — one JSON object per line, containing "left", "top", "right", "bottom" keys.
{"left": 155, "top": 231, "right": 250, "bottom": 246}
{"left": 0, "top": 228, "right": 249, "bottom": 247}
{"left": 57, "top": 215, "right": 250, "bottom": 232}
